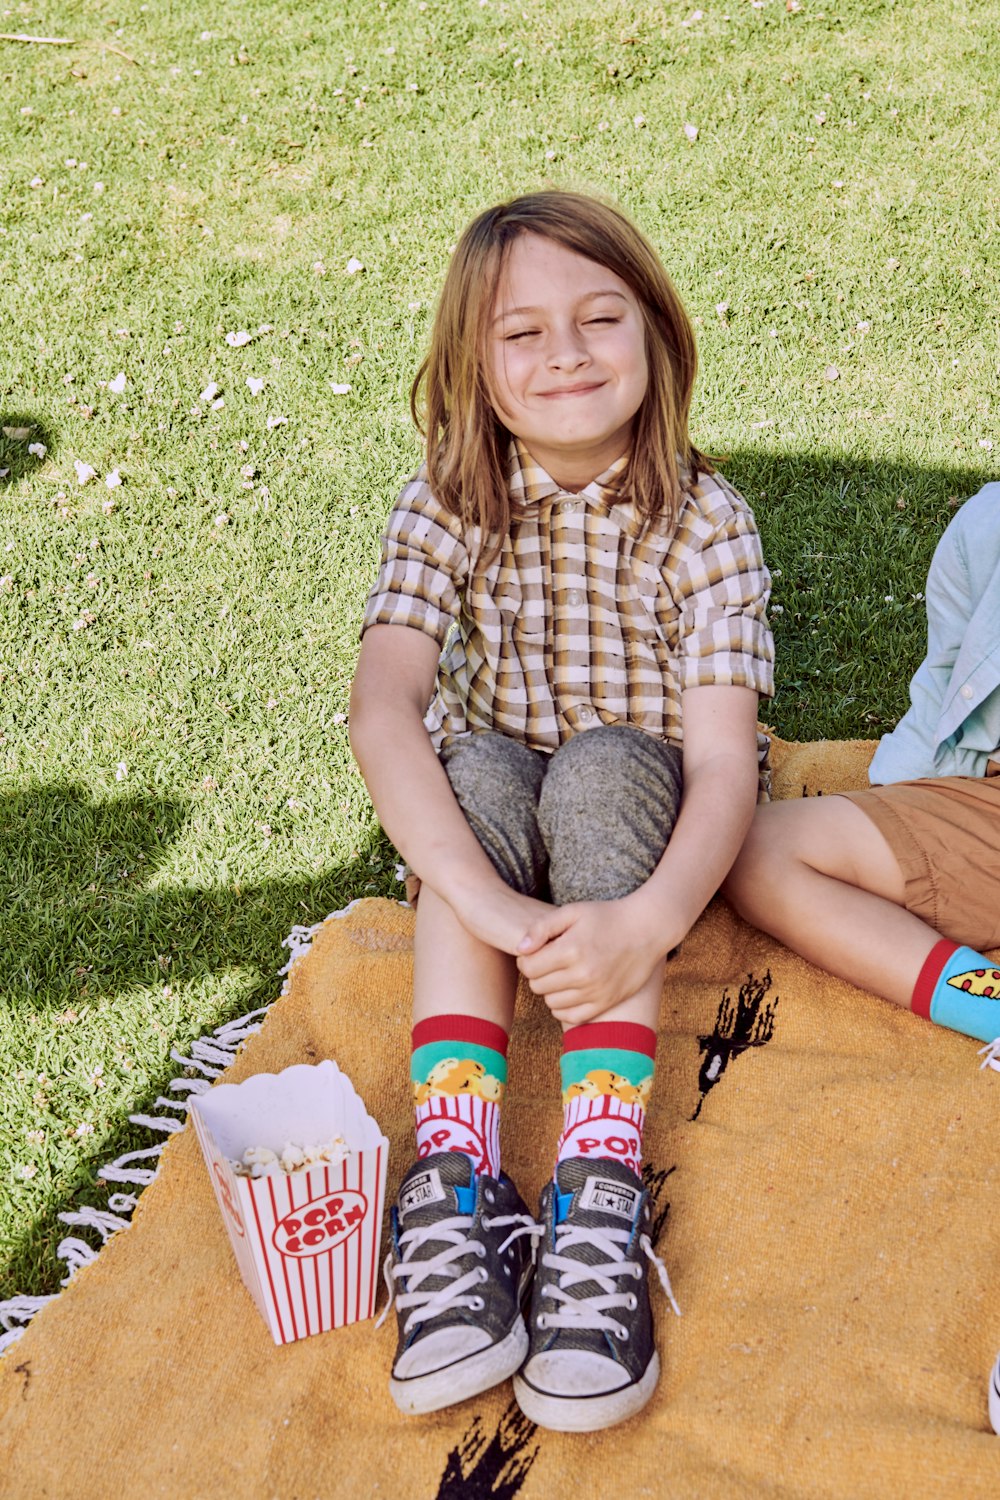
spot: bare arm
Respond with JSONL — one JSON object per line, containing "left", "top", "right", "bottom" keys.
{"left": 515, "top": 685, "right": 760, "bottom": 1022}
{"left": 349, "top": 624, "right": 551, "bottom": 952}
{"left": 625, "top": 683, "right": 761, "bottom": 942}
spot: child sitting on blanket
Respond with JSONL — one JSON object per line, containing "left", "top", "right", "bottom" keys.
{"left": 725, "top": 482, "right": 1000, "bottom": 1068}
{"left": 350, "top": 191, "right": 774, "bottom": 1432}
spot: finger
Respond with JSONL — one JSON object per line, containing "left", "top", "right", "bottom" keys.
{"left": 544, "top": 995, "right": 600, "bottom": 1026}
{"left": 522, "top": 963, "right": 582, "bottom": 997}
{"left": 516, "top": 949, "right": 565, "bottom": 984}
{"left": 517, "top": 933, "right": 583, "bottom": 979}
{"left": 517, "top": 907, "right": 576, "bottom": 955}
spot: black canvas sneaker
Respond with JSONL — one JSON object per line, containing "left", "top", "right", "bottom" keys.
{"left": 383, "top": 1152, "right": 540, "bottom": 1415}
{"left": 513, "top": 1157, "right": 680, "bottom": 1432}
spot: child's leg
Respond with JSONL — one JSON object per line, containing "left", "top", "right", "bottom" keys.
{"left": 723, "top": 795, "right": 933, "bottom": 999}
{"left": 540, "top": 723, "right": 682, "bottom": 1173}
{"left": 388, "top": 733, "right": 546, "bottom": 1417}
{"left": 410, "top": 732, "right": 547, "bottom": 1174}
{"left": 723, "top": 786, "right": 1000, "bottom": 1048}
{"left": 513, "top": 725, "right": 682, "bottom": 1433}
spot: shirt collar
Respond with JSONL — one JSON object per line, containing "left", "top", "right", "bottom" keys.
{"left": 507, "top": 438, "right": 630, "bottom": 515}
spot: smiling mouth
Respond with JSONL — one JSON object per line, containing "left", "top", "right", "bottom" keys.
{"left": 538, "top": 382, "right": 605, "bottom": 398}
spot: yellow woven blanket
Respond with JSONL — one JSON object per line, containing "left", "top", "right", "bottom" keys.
{"left": 2, "top": 737, "right": 999, "bottom": 1498}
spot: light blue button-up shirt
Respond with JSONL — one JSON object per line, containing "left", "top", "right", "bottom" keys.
{"left": 870, "top": 483, "right": 1000, "bottom": 783}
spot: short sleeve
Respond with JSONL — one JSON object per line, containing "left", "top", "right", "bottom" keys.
{"left": 671, "top": 494, "right": 775, "bottom": 697}
{"left": 361, "top": 472, "right": 469, "bottom": 645}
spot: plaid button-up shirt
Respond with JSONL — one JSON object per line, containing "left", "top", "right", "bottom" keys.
{"left": 363, "top": 441, "right": 774, "bottom": 776}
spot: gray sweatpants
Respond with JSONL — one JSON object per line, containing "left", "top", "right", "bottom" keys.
{"left": 439, "top": 724, "right": 683, "bottom": 904}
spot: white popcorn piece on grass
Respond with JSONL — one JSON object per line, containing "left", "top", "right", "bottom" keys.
{"left": 266, "top": 414, "right": 288, "bottom": 429}
{"left": 27, "top": 442, "right": 46, "bottom": 459}
{"left": 345, "top": 257, "right": 364, "bottom": 275}
{"left": 108, "top": 372, "right": 126, "bottom": 394}
{"left": 105, "top": 469, "right": 122, "bottom": 488}
{"left": 74, "top": 460, "right": 98, "bottom": 485}
{"left": 225, "top": 330, "right": 253, "bottom": 348}
{"left": 330, "top": 382, "right": 351, "bottom": 395}
{"left": 246, "top": 377, "right": 265, "bottom": 396}
{"left": 199, "top": 381, "right": 220, "bottom": 403}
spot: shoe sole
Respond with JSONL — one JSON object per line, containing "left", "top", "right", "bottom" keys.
{"left": 512, "top": 1349, "right": 660, "bottom": 1432}
{"left": 390, "top": 1317, "right": 529, "bottom": 1416}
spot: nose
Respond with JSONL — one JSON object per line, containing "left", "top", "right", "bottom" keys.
{"left": 544, "top": 320, "right": 590, "bottom": 372}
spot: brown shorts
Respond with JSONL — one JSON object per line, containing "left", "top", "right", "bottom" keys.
{"left": 839, "top": 772, "right": 1000, "bottom": 951}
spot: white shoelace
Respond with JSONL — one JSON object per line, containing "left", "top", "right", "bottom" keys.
{"left": 978, "top": 1037, "right": 1000, "bottom": 1072}
{"left": 536, "top": 1222, "right": 681, "bottom": 1340}
{"left": 377, "top": 1212, "right": 541, "bottom": 1334}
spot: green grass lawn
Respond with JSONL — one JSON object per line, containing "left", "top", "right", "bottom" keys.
{"left": 0, "top": 0, "right": 996, "bottom": 1302}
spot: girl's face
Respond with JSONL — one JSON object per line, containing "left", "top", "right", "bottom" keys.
{"left": 487, "top": 232, "right": 649, "bottom": 491}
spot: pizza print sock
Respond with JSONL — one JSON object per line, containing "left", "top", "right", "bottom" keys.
{"left": 911, "top": 940, "right": 1000, "bottom": 1044}
{"left": 411, "top": 1015, "right": 508, "bottom": 1178}
{"left": 556, "top": 1021, "right": 657, "bottom": 1179}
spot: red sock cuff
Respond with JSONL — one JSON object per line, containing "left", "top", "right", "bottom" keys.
{"left": 411, "top": 1014, "right": 509, "bottom": 1055}
{"left": 561, "top": 1021, "right": 657, "bottom": 1060}
{"left": 911, "top": 939, "right": 960, "bottom": 1019}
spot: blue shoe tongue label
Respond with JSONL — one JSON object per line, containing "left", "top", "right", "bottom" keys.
{"left": 400, "top": 1167, "right": 446, "bottom": 1217}
{"left": 579, "top": 1176, "right": 640, "bottom": 1221}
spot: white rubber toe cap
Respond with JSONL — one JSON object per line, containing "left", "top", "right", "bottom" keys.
{"left": 393, "top": 1325, "right": 490, "bottom": 1379}
{"left": 520, "top": 1348, "right": 630, "bottom": 1397}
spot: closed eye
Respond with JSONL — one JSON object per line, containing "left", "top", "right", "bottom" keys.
{"left": 505, "top": 328, "right": 540, "bottom": 342}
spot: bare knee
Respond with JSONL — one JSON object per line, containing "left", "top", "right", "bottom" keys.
{"left": 722, "top": 804, "right": 795, "bottom": 920}
{"left": 723, "top": 794, "right": 906, "bottom": 920}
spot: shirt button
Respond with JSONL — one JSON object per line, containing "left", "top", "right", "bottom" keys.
{"left": 960, "top": 684, "right": 974, "bottom": 700}
{"left": 576, "top": 705, "right": 594, "bottom": 723}
{"left": 567, "top": 589, "right": 584, "bottom": 607}
{"left": 560, "top": 499, "right": 579, "bottom": 513}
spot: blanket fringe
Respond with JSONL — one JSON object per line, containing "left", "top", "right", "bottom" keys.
{"left": 0, "top": 904, "right": 361, "bottom": 1354}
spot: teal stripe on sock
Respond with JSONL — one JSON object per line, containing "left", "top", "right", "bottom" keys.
{"left": 559, "top": 1046, "right": 653, "bottom": 1092}
{"left": 930, "top": 946, "right": 1000, "bottom": 1044}
{"left": 411, "top": 1038, "right": 508, "bottom": 1086}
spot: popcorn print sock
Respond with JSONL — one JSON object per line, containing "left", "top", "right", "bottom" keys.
{"left": 911, "top": 940, "right": 1000, "bottom": 1044}
{"left": 556, "top": 1022, "right": 656, "bottom": 1179}
{"left": 411, "top": 1015, "right": 508, "bottom": 1178}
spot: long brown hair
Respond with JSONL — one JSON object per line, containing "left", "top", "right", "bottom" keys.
{"left": 411, "top": 190, "right": 711, "bottom": 554}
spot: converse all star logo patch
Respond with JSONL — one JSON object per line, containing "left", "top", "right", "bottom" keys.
{"left": 400, "top": 1167, "right": 447, "bottom": 1217}
{"left": 579, "top": 1176, "right": 640, "bottom": 1220}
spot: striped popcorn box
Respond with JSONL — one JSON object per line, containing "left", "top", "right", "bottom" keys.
{"left": 191, "top": 1061, "right": 389, "bottom": 1345}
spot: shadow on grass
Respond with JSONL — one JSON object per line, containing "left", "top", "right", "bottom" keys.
{"left": 0, "top": 414, "right": 57, "bottom": 484}
{"left": 0, "top": 780, "right": 399, "bottom": 1298}
{"left": 721, "top": 449, "right": 993, "bottom": 740}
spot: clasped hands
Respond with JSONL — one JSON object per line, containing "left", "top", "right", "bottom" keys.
{"left": 451, "top": 880, "right": 670, "bottom": 1027}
